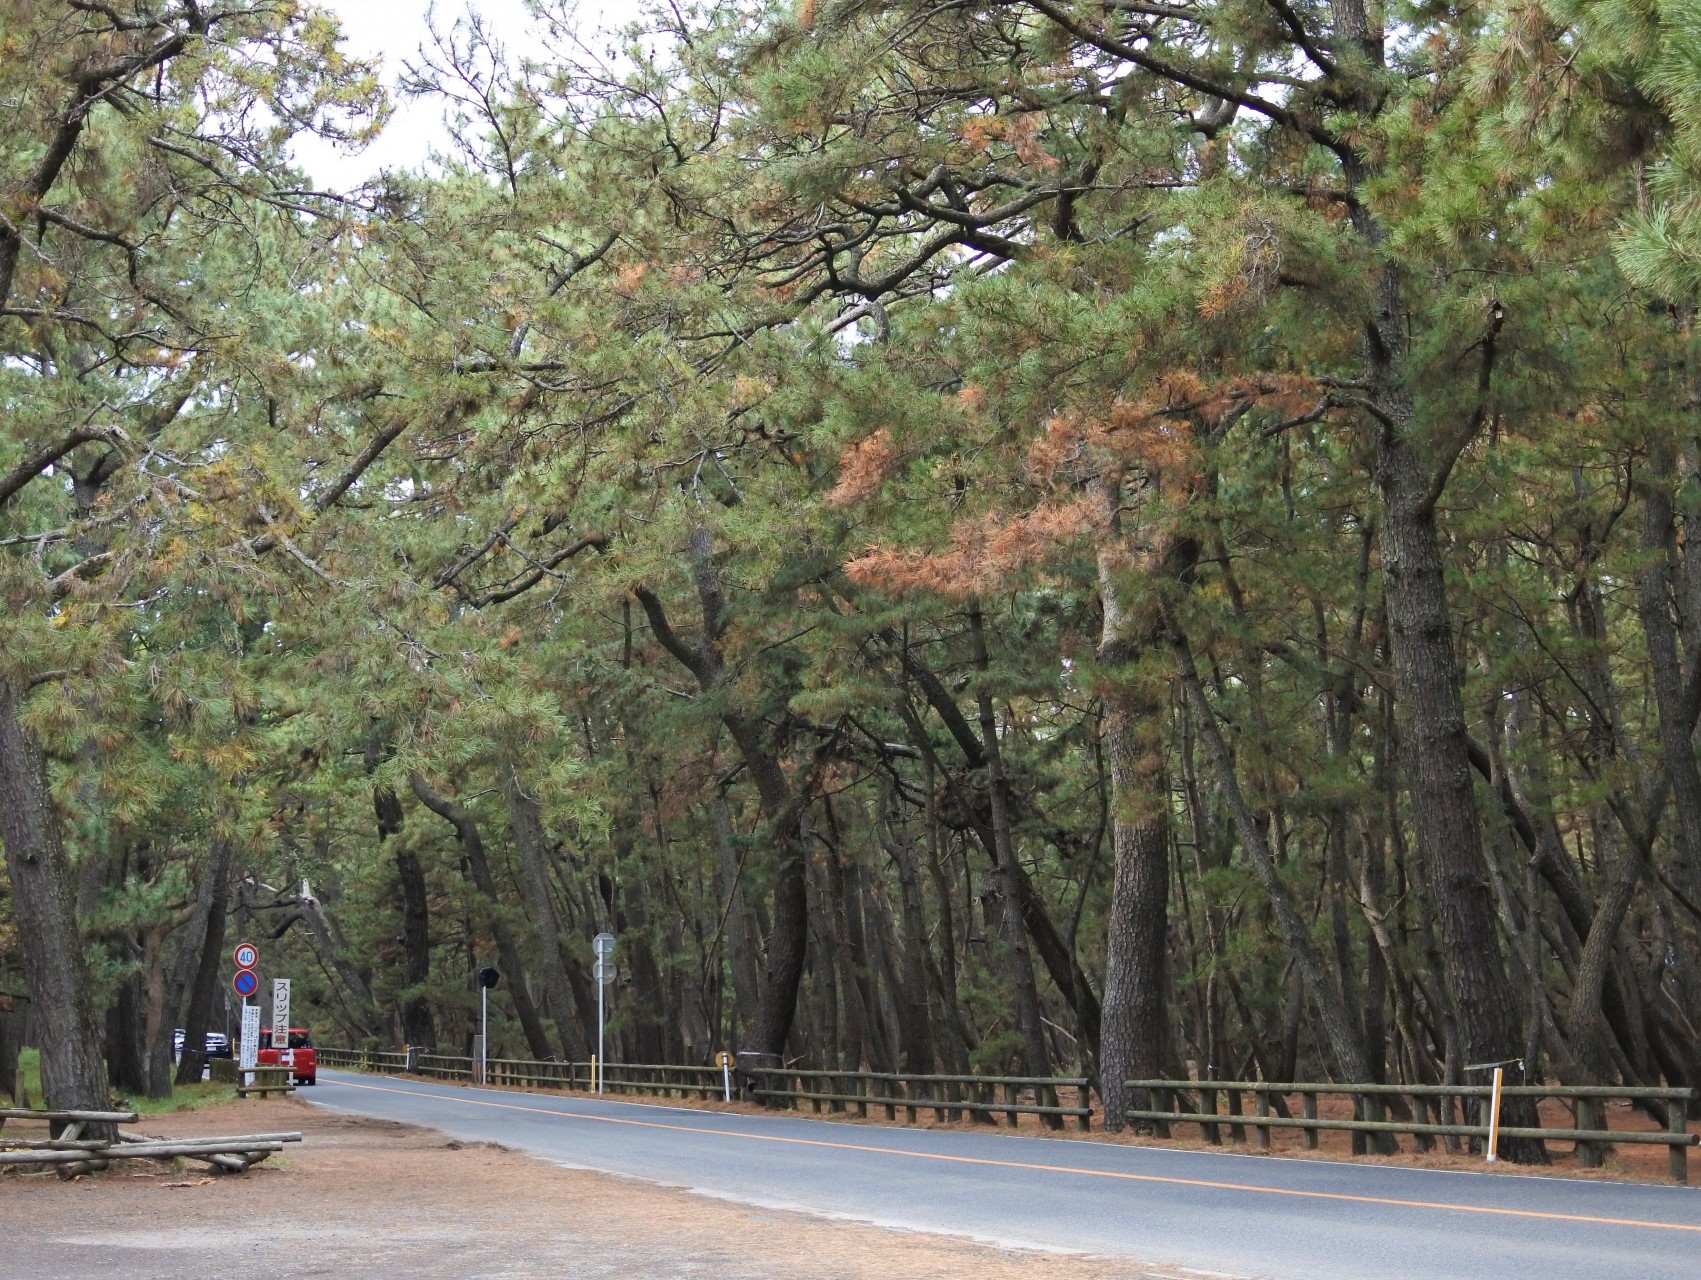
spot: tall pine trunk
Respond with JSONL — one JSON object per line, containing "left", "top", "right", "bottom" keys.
{"left": 1377, "top": 431, "right": 1544, "bottom": 1160}
{"left": 176, "top": 841, "right": 233, "bottom": 1085}
{"left": 1098, "top": 674, "right": 1170, "bottom": 1132}
{"left": 0, "top": 676, "right": 112, "bottom": 1134}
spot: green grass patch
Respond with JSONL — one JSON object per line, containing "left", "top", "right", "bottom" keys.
{"left": 10, "top": 1046, "right": 42, "bottom": 1107}
{"left": 7, "top": 1048, "right": 236, "bottom": 1113}
{"left": 124, "top": 1080, "right": 239, "bottom": 1115}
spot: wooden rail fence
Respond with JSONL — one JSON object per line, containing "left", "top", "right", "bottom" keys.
{"left": 1124, "top": 1079, "right": 1698, "bottom": 1182}
{"left": 315, "top": 1049, "right": 1091, "bottom": 1127}
{"left": 748, "top": 1068, "right": 1093, "bottom": 1129}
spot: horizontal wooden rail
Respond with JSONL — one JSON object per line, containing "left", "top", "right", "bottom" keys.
{"left": 750, "top": 1070, "right": 1093, "bottom": 1129}
{"left": 1123, "top": 1079, "right": 1697, "bottom": 1183}
{"left": 316, "top": 1048, "right": 1094, "bottom": 1126}
{"left": 0, "top": 1107, "right": 138, "bottom": 1124}
{"left": 1125, "top": 1078, "right": 1696, "bottom": 1101}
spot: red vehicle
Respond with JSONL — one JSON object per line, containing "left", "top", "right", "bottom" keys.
{"left": 257, "top": 1028, "right": 317, "bottom": 1085}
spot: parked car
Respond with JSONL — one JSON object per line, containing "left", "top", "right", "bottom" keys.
{"left": 257, "top": 1028, "right": 316, "bottom": 1085}
{"left": 172, "top": 1028, "right": 232, "bottom": 1061}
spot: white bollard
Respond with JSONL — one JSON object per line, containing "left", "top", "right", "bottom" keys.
{"left": 1486, "top": 1066, "right": 1504, "bottom": 1163}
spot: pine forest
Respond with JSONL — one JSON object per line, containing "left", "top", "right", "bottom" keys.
{"left": 6, "top": 0, "right": 1701, "bottom": 1161}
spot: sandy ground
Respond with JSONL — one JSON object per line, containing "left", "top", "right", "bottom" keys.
{"left": 0, "top": 1097, "right": 1204, "bottom": 1279}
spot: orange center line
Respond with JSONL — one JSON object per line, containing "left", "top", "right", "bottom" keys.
{"left": 324, "top": 1075, "right": 1701, "bottom": 1234}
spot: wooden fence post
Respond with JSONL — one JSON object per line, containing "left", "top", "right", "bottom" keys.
{"left": 1669, "top": 1095, "right": 1689, "bottom": 1184}
{"left": 1410, "top": 1093, "right": 1433, "bottom": 1152}
{"left": 1255, "top": 1087, "right": 1271, "bottom": 1150}
{"left": 1575, "top": 1097, "right": 1602, "bottom": 1170}
{"left": 1302, "top": 1091, "right": 1318, "bottom": 1149}
{"left": 1226, "top": 1086, "right": 1246, "bottom": 1145}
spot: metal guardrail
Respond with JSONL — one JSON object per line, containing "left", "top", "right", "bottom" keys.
{"left": 1124, "top": 1079, "right": 1698, "bottom": 1182}
{"left": 749, "top": 1068, "right": 1093, "bottom": 1129}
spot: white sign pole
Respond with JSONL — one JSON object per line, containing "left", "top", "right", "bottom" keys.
{"left": 592, "top": 933, "right": 615, "bottom": 1097}
{"left": 271, "top": 978, "right": 291, "bottom": 1050}
{"left": 723, "top": 1057, "right": 731, "bottom": 1103}
{"left": 479, "top": 983, "right": 489, "bottom": 1085}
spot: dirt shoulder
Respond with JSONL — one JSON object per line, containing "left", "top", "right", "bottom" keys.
{"left": 0, "top": 1096, "right": 1195, "bottom": 1280}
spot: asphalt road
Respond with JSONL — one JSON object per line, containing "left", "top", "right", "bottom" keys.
{"left": 306, "top": 1069, "right": 1701, "bottom": 1279}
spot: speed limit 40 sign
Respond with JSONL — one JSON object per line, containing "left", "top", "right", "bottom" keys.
{"left": 233, "top": 942, "right": 258, "bottom": 969}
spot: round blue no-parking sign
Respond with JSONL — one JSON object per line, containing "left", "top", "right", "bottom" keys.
{"left": 232, "top": 967, "right": 259, "bottom": 998}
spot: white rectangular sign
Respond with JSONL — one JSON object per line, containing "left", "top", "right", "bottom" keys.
{"left": 271, "top": 978, "right": 291, "bottom": 1049}
{"left": 240, "top": 1004, "right": 261, "bottom": 1073}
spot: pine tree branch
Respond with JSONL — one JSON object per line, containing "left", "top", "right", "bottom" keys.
{"left": 0, "top": 427, "right": 119, "bottom": 507}
{"left": 632, "top": 584, "right": 717, "bottom": 689}
{"left": 1421, "top": 300, "right": 1505, "bottom": 516}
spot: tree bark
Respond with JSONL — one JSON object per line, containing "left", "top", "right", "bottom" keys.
{"left": 1094, "top": 469, "right": 1182, "bottom": 1132}
{"left": 1098, "top": 674, "right": 1170, "bottom": 1132}
{"left": 0, "top": 676, "right": 113, "bottom": 1135}
{"left": 373, "top": 781, "right": 436, "bottom": 1050}
{"left": 176, "top": 841, "right": 233, "bottom": 1085}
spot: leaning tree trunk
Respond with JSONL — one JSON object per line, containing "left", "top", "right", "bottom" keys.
{"left": 410, "top": 773, "right": 555, "bottom": 1061}
{"left": 633, "top": 537, "right": 814, "bottom": 1062}
{"left": 0, "top": 676, "right": 113, "bottom": 1136}
{"left": 374, "top": 782, "right": 436, "bottom": 1051}
{"left": 176, "top": 841, "right": 233, "bottom": 1085}
{"left": 505, "top": 768, "right": 590, "bottom": 1061}
{"left": 1165, "top": 613, "right": 1376, "bottom": 1090}
{"left": 1637, "top": 432, "right": 1701, "bottom": 913}
{"left": 968, "top": 606, "right": 1055, "bottom": 1092}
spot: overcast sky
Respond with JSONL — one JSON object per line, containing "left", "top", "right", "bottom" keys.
{"left": 293, "top": 1, "right": 641, "bottom": 188}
